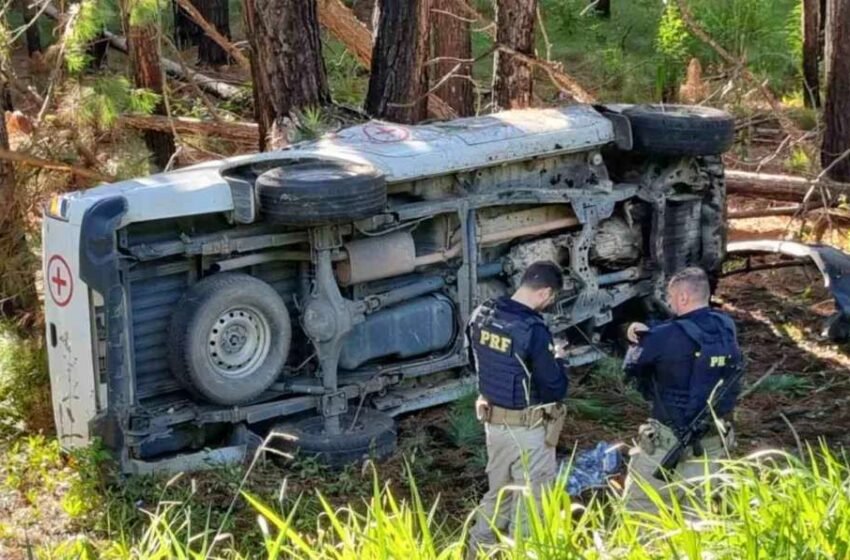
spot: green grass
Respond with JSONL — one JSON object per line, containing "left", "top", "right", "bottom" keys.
{"left": 24, "top": 442, "right": 850, "bottom": 559}
{"left": 0, "top": 322, "right": 52, "bottom": 437}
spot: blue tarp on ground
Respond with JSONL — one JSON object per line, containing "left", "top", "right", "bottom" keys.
{"left": 558, "top": 441, "right": 624, "bottom": 496}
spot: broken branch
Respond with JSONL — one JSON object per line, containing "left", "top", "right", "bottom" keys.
{"left": 118, "top": 114, "right": 259, "bottom": 144}
{"left": 0, "top": 147, "right": 114, "bottom": 182}
{"left": 174, "top": 0, "right": 251, "bottom": 70}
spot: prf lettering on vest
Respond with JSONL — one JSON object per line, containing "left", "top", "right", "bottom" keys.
{"left": 479, "top": 329, "right": 512, "bottom": 353}
{"left": 709, "top": 355, "right": 727, "bottom": 367}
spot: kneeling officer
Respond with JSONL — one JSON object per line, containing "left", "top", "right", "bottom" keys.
{"left": 467, "top": 261, "right": 569, "bottom": 550}
{"left": 623, "top": 267, "right": 742, "bottom": 512}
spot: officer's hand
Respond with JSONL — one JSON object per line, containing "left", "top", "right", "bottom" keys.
{"left": 554, "top": 338, "right": 569, "bottom": 359}
{"left": 627, "top": 322, "right": 649, "bottom": 344}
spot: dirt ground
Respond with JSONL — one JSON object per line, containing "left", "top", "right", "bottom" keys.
{"left": 4, "top": 195, "right": 850, "bottom": 558}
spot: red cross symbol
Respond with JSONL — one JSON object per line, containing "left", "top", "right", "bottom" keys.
{"left": 47, "top": 255, "right": 73, "bottom": 307}
{"left": 363, "top": 123, "right": 410, "bottom": 143}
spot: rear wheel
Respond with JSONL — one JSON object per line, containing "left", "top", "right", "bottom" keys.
{"left": 625, "top": 104, "right": 735, "bottom": 156}
{"left": 270, "top": 409, "right": 397, "bottom": 468}
{"left": 257, "top": 160, "right": 387, "bottom": 226}
{"left": 168, "top": 273, "right": 291, "bottom": 405}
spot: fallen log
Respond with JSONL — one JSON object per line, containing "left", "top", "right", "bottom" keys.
{"left": 725, "top": 169, "right": 850, "bottom": 202}
{"left": 727, "top": 205, "right": 806, "bottom": 219}
{"left": 44, "top": 3, "right": 243, "bottom": 100}
{"left": 317, "top": 0, "right": 373, "bottom": 67}
{"left": 118, "top": 114, "right": 259, "bottom": 143}
{"left": 0, "top": 147, "right": 114, "bottom": 182}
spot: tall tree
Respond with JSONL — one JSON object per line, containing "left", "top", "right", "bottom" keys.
{"left": 822, "top": 0, "right": 850, "bottom": 181}
{"left": 365, "top": 0, "right": 430, "bottom": 123}
{"left": 802, "top": 0, "right": 821, "bottom": 108}
{"left": 17, "top": 0, "right": 42, "bottom": 55}
{"left": 196, "top": 0, "right": 230, "bottom": 66}
{"left": 493, "top": 0, "right": 537, "bottom": 111}
{"left": 173, "top": 1, "right": 203, "bottom": 47}
{"left": 432, "top": 0, "right": 474, "bottom": 116}
{"left": 244, "top": 0, "right": 330, "bottom": 150}
{"left": 123, "top": 2, "right": 176, "bottom": 169}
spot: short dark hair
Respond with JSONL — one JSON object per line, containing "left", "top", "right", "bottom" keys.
{"left": 668, "top": 266, "right": 710, "bottom": 302}
{"left": 520, "top": 261, "right": 563, "bottom": 292}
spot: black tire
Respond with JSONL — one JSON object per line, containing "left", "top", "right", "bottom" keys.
{"left": 168, "top": 273, "right": 291, "bottom": 405}
{"left": 624, "top": 104, "right": 735, "bottom": 156}
{"left": 271, "top": 409, "right": 397, "bottom": 468}
{"left": 257, "top": 160, "right": 387, "bottom": 226}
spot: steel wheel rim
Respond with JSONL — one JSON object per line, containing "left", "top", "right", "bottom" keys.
{"left": 207, "top": 306, "right": 271, "bottom": 378}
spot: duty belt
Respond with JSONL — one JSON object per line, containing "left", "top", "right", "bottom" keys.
{"left": 487, "top": 404, "right": 548, "bottom": 428}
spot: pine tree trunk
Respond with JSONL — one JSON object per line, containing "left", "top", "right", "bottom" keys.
{"left": 352, "top": 0, "right": 377, "bottom": 29}
{"left": 173, "top": 0, "right": 203, "bottom": 47}
{"left": 196, "top": 0, "right": 230, "bottom": 66}
{"left": 493, "top": 0, "right": 536, "bottom": 111}
{"left": 365, "top": 0, "right": 430, "bottom": 123}
{"left": 822, "top": 0, "right": 850, "bottom": 181}
{"left": 593, "top": 0, "right": 610, "bottom": 18}
{"left": 0, "top": 80, "right": 36, "bottom": 317}
{"left": 124, "top": 10, "right": 176, "bottom": 169}
{"left": 432, "top": 0, "right": 473, "bottom": 116}
{"left": 17, "top": 0, "right": 42, "bottom": 54}
{"left": 244, "top": 0, "right": 331, "bottom": 150}
{"left": 803, "top": 0, "right": 821, "bottom": 108}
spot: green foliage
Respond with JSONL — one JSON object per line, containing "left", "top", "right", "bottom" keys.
{"left": 785, "top": 146, "right": 814, "bottom": 174}
{"left": 0, "top": 323, "right": 50, "bottom": 436}
{"left": 65, "top": 0, "right": 111, "bottom": 73}
{"left": 74, "top": 77, "right": 161, "bottom": 130}
{"left": 755, "top": 373, "right": 815, "bottom": 397}
{"left": 446, "top": 390, "right": 483, "bottom": 449}
{"left": 128, "top": 0, "right": 167, "bottom": 27}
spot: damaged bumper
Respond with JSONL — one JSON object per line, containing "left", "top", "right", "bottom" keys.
{"left": 727, "top": 240, "right": 850, "bottom": 340}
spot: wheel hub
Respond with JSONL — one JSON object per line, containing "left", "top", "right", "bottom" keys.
{"left": 207, "top": 306, "right": 271, "bottom": 378}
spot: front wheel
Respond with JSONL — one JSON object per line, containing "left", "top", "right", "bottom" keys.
{"left": 625, "top": 104, "right": 735, "bottom": 157}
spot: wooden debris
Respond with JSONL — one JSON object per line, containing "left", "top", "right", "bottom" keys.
{"left": 118, "top": 114, "right": 259, "bottom": 144}
{"left": 175, "top": 0, "right": 251, "bottom": 70}
{"left": 726, "top": 169, "right": 850, "bottom": 202}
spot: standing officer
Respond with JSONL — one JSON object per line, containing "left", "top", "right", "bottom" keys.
{"left": 467, "top": 260, "right": 570, "bottom": 551}
{"left": 623, "top": 267, "right": 742, "bottom": 512}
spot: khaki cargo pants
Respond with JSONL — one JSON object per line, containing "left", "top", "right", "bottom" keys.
{"left": 623, "top": 418, "right": 735, "bottom": 514}
{"left": 468, "top": 422, "right": 556, "bottom": 550}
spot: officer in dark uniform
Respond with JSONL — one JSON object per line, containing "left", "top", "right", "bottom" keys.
{"left": 623, "top": 266, "right": 742, "bottom": 512}
{"left": 467, "top": 260, "right": 570, "bottom": 550}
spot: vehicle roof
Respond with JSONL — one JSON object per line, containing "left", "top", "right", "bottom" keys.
{"left": 63, "top": 105, "right": 614, "bottom": 225}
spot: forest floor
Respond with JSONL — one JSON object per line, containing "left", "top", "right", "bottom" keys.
{"left": 3, "top": 199, "right": 849, "bottom": 559}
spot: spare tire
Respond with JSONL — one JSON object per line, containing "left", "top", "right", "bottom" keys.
{"left": 257, "top": 161, "right": 387, "bottom": 226}
{"left": 168, "top": 273, "right": 291, "bottom": 405}
{"left": 270, "top": 409, "right": 397, "bottom": 468}
{"left": 624, "top": 104, "right": 735, "bottom": 156}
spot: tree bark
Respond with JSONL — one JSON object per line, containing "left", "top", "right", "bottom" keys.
{"left": 352, "top": 0, "right": 377, "bottom": 29}
{"left": 725, "top": 169, "right": 850, "bottom": 202}
{"left": 822, "top": 0, "right": 850, "bottom": 181}
{"left": 17, "top": 0, "right": 42, "bottom": 54}
{"left": 123, "top": 7, "right": 176, "bottom": 169}
{"left": 318, "top": 0, "right": 374, "bottom": 67}
{"left": 432, "top": 0, "right": 474, "bottom": 116}
{"left": 365, "top": 0, "right": 430, "bottom": 123}
{"left": 195, "top": 0, "right": 230, "bottom": 66}
{"left": 802, "top": 0, "right": 821, "bottom": 108}
{"left": 493, "top": 0, "right": 536, "bottom": 111}
{"left": 0, "top": 80, "right": 36, "bottom": 317}
{"left": 244, "top": 0, "right": 331, "bottom": 150}
{"left": 173, "top": 0, "right": 203, "bottom": 47}
{"left": 176, "top": 0, "right": 243, "bottom": 68}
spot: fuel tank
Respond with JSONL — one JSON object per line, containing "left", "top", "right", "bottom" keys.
{"left": 339, "top": 295, "right": 456, "bottom": 370}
